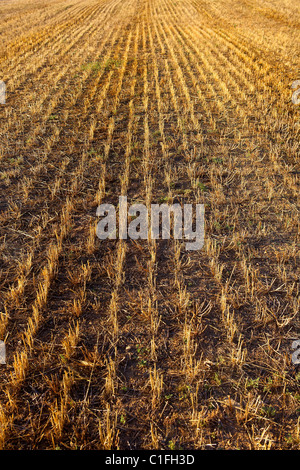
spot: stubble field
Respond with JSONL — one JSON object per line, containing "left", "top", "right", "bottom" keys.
{"left": 0, "top": 0, "right": 299, "bottom": 450}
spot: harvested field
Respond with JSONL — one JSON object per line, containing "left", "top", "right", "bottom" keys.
{"left": 0, "top": 0, "right": 299, "bottom": 450}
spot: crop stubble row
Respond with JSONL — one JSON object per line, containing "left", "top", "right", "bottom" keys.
{"left": 0, "top": 0, "right": 299, "bottom": 449}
